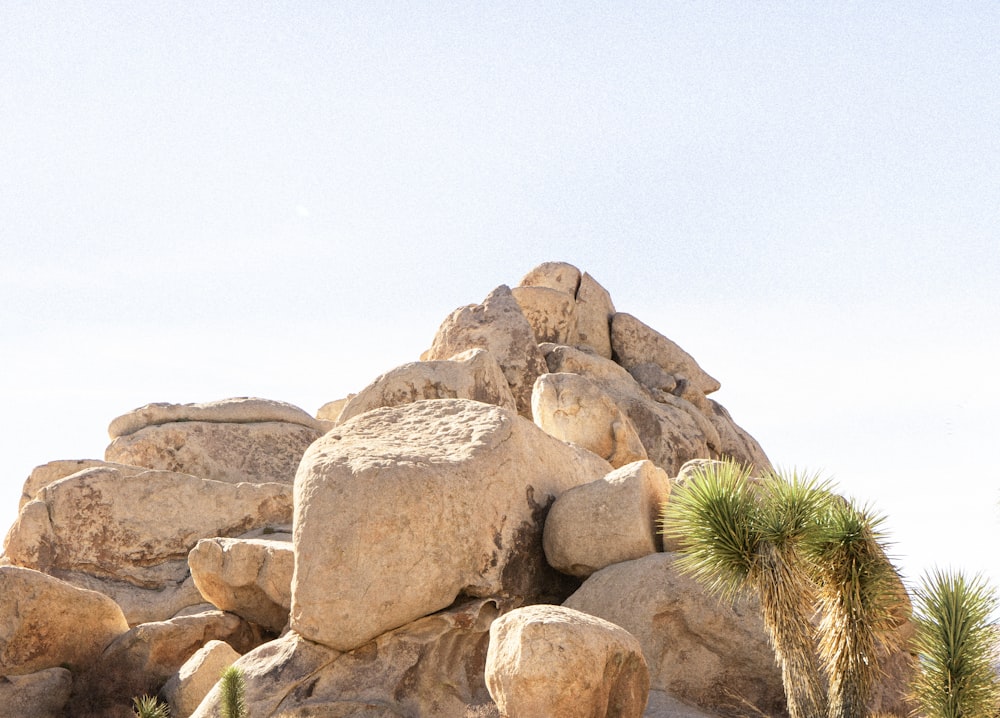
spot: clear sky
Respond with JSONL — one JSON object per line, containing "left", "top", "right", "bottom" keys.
{"left": 2, "top": 3, "right": 999, "bottom": 595}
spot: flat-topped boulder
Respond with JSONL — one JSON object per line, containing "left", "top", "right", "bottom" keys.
{"left": 291, "top": 398, "right": 611, "bottom": 651}
{"left": 18, "top": 459, "right": 145, "bottom": 510}
{"left": 108, "top": 397, "right": 329, "bottom": 438}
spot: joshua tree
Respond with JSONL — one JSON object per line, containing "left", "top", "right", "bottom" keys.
{"left": 803, "top": 498, "right": 906, "bottom": 718}
{"left": 909, "top": 569, "right": 1000, "bottom": 718}
{"left": 219, "top": 665, "right": 248, "bottom": 718}
{"left": 661, "top": 461, "right": 830, "bottom": 718}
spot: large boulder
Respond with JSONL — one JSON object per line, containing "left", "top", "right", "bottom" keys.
{"left": 574, "top": 272, "right": 616, "bottom": 358}
{"left": 423, "top": 285, "right": 548, "bottom": 417}
{"left": 189, "top": 535, "right": 294, "bottom": 633}
{"left": 518, "top": 261, "right": 582, "bottom": 295}
{"left": 544, "top": 460, "right": 669, "bottom": 577}
{"left": 610, "top": 313, "right": 721, "bottom": 396}
{"left": 0, "top": 566, "right": 129, "bottom": 676}
{"left": 511, "top": 285, "right": 579, "bottom": 344}
{"left": 3, "top": 466, "right": 293, "bottom": 623}
{"left": 163, "top": 639, "right": 242, "bottom": 718}
{"left": 486, "top": 604, "right": 649, "bottom": 718}
{"left": 563, "top": 553, "right": 786, "bottom": 718}
{"left": 107, "top": 397, "right": 329, "bottom": 437}
{"left": 531, "top": 372, "right": 647, "bottom": 468}
{"left": 18, "top": 459, "right": 144, "bottom": 510}
{"left": 192, "top": 599, "right": 502, "bottom": 718}
{"left": 338, "top": 347, "right": 517, "bottom": 423}
{"left": 0, "top": 667, "right": 73, "bottom": 718}
{"left": 291, "top": 399, "right": 611, "bottom": 651}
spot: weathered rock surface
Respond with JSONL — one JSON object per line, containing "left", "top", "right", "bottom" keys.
{"left": 486, "top": 604, "right": 649, "bottom": 718}
{"left": 0, "top": 566, "right": 129, "bottom": 675}
{"left": 574, "top": 271, "right": 616, "bottom": 358}
{"left": 511, "top": 285, "right": 579, "bottom": 344}
{"left": 292, "top": 399, "right": 611, "bottom": 651}
{"left": 544, "top": 460, "right": 669, "bottom": 577}
{"left": 193, "top": 599, "right": 502, "bottom": 718}
{"left": 531, "top": 372, "right": 647, "bottom": 468}
{"left": 163, "top": 639, "right": 242, "bottom": 718}
{"left": 98, "top": 609, "right": 261, "bottom": 698}
{"left": 316, "top": 394, "right": 355, "bottom": 422}
{"left": 338, "top": 347, "right": 517, "bottom": 423}
{"left": 189, "top": 536, "right": 294, "bottom": 633}
{"left": 563, "top": 553, "right": 786, "bottom": 718}
{"left": 105, "top": 420, "right": 322, "bottom": 485}
{"left": 54, "top": 570, "right": 206, "bottom": 627}
{"left": 108, "top": 397, "right": 329, "bottom": 437}
{"left": 423, "top": 285, "right": 548, "bottom": 417}
{"left": 3, "top": 466, "right": 292, "bottom": 591}
{"left": 18, "top": 459, "right": 144, "bottom": 510}
{"left": 518, "top": 261, "right": 582, "bottom": 295}
{"left": 0, "top": 667, "right": 73, "bottom": 718}
{"left": 611, "top": 313, "right": 721, "bottom": 396}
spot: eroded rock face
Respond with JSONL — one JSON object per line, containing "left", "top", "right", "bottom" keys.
{"left": 511, "top": 285, "right": 579, "bottom": 344}
{"left": 610, "top": 313, "right": 721, "bottom": 396}
{"left": 0, "top": 566, "right": 129, "bottom": 676}
{"left": 192, "top": 599, "right": 502, "bottom": 718}
{"left": 338, "top": 347, "right": 517, "bottom": 424}
{"left": 563, "top": 553, "right": 786, "bottom": 718}
{"left": 106, "top": 421, "right": 322, "bottom": 485}
{"left": 423, "top": 285, "right": 548, "bottom": 418}
{"left": 291, "top": 399, "right": 611, "bottom": 652}
{"left": 108, "top": 397, "right": 329, "bottom": 438}
{"left": 574, "top": 272, "right": 616, "bottom": 359}
{"left": 3, "top": 466, "right": 292, "bottom": 591}
{"left": 189, "top": 536, "right": 294, "bottom": 633}
{"left": 543, "top": 460, "right": 669, "bottom": 578}
{"left": 531, "top": 372, "right": 647, "bottom": 468}
{"left": 518, "top": 261, "right": 582, "bottom": 295}
{"left": 0, "top": 667, "right": 73, "bottom": 718}
{"left": 486, "top": 604, "right": 649, "bottom": 718}
{"left": 163, "top": 639, "right": 242, "bottom": 718}
{"left": 18, "top": 459, "right": 144, "bottom": 510}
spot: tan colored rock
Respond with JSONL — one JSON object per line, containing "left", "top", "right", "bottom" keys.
{"left": 193, "top": 599, "right": 501, "bottom": 718}
{"left": 105, "top": 420, "right": 322, "bottom": 485}
{"left": 338, "top": 348, "right": 517, "bottom": 424}
{"left": 644, "top": 691, "right": 721, "bottom": 718}
{"left": 291, "top": 399, "right": 611, "bottom": 652}
{"left": 53, "top": 570, "right": 206, "bottom": 626}
{"left": 610, "top": 313, "right": 721, "bottom": 396}
{"left": 563, "top": 553, "right": 786, "bottom": 717}
{"left": 544, "top": 460, "right": 670, "bottom": 577}
{"left": 703, "top": 400, "right": 772, "bottom": 475}
{"left": 541, "top": 344, "right": 717, "bottom": 475}
{"left": 511, "top": 285, "right": 579, "bottom": 344}
{"left": 108, "top": 396, "right": 328, "bottom": 438}
{"left": 0, "top": 566, "right": 129, "bottom": 675}
{"left": 486, "top": 604, "right": 649, "bottom": 718}
{"left": 0, "top": 667, "right": 73, "bottom": 718}
{"left": 101, "top": 609, "right": 259, "bottom": 688}
{"left": 423, "top": 285, "right": 548, "bottom": 417}
{"left": 316, "top": 394, "right": 356, "bottom": 422}
{"left": 518, "top": 260, "right": 581, "bottom": 295}
{"left": 574, "top": 272, "right": 616, "bottom": 359}
{"left": 531, "top": 372, "right": 647, "bottom": 468}
{"left": 18, "top": 459, "right": 144, "bottom": 510}
{"left": 163, "top": 639, "right": 242, "bottom": 718}
{"left": 189, "top": 536, "right": 294, "bottom": 633}
{"left": 3, "top": 466, "right": 292, "bottom": 590}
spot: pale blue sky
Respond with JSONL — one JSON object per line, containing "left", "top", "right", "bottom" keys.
{"left": 2, "top": 3, "right": 999, "bottom": 592}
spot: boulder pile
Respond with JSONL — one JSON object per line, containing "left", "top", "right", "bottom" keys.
{"left": 0, "top": 262, "right": 909, "bottom": 718}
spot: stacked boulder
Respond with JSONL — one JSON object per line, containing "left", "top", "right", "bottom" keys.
{"left": 0, "top": 262, "right": 911, "bottom": 718}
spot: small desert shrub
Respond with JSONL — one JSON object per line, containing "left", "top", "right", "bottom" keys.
{"left": 132, "top": 694, "right": 170, "bottom": 718}
{"left": 220, "top": 665, "right": 248, "bottom": 718}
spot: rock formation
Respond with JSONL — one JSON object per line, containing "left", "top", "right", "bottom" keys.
{"left": 0, "top": 262, "right": 913, "bottom": 718}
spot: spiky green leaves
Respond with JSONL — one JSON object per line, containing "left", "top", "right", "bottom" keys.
{"left": 220, "top": 665, "right": 248, "bottom": 718}
{"left": 910, "top": 569, "right": 1000, "bottom": 718}
{"left": 132, "top": 695, "right": 170, "bottom": 718}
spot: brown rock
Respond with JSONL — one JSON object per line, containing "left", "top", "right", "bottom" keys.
{"left": 563, "top": 553, "right": 786, "bottom": 717}
{"left": 108, "top": 397, "right": 328, "bottom": 438}
{"left": 0, "top": 667, "right": 73, "bottom": 718}
{"left": 518, "top": 261, "right": 582, "bottom": 295}
{"left": 574, "top": 272, "right": 616, "bottom": 359}
{"left": 338, "top": 348, "right": 517, "bottom": 423}
{"left": 163, "top": 639, "right": 242, "bottom": 718}
{"left": 544, "top": 460, "right": 670, "bottom": 577}
{"left": 610, "top": 313, "right": 721, "bottom": 395}
{"left": 486, "top": 604, "right": 649, "bottom": 718}
{"left": 18, "top": 459, "right": 144, "bottom": 510}
{"left": 423, "top": 285, "right": 548, "bottom": 417}
{"left": 511, "top": 285, "right": 579, "bottom": 344}
{"left": 291, "top": 399, "right": 611, "bottom": 651}
{"left": 0, "top": 566, "right": 129, "bottom": 676}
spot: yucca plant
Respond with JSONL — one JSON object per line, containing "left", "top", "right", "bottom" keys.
{"left": 661, "top": 460, "right": 832, "bottom": 718}
{"left": 803, "top": 498, "right": 906, "bottom": 718}
{"left": 132, "top": 694, "right": 170, "bottom": 718}
{"left": 909, "top": 569, "right": 1000, "bottom": 718}
{"left": 219, "top": 665, "right": 248, "bottom": 718}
